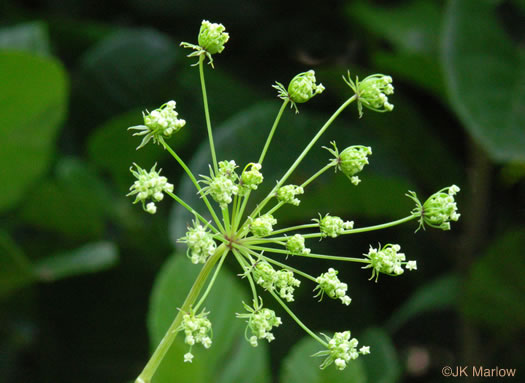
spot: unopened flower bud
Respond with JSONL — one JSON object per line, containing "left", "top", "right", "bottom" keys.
{"left": 240, "top": 163, "right": 264, "bottom": 195}
{"left": 343, "top": 71, "right": 394, "bottom": 117}
{"left": 276, "top": 184, "right": 304, "bottom": 206}
{"left": 250, "top": 214, "right": 277, "bottom": 237}
{"left": 218, "top": 160, "right": 238, "bottom": 181}
{"left": 288, "top": 70, "right": 325, "bottom": 104}
{"left": 128, "top": 101, "right": 186, "bottom": 149}
{"left": 286, "top": 234, "right": 310, "bottom": 256}
{"left": 362, "top": 243, "right": 416, "bottom": 282}
{"left": 198, "top": 20, "right": 229, "bottom": 55}
{"left": 314, "top": 214, "right": 353, "bottom": 238}
{"left": 406, "top": 185, "right": 461, "bottom": 232}
{"left": 324, "top": 142, "right": 372, "bottom": 185}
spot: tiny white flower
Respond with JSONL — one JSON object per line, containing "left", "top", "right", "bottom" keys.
{"left": 184, "top": 352, "right": 194, "bottom": 363}
{"left": 146, "top": 202, "right": 157, "bottom": 214}
{"left": 406, "top": 260, "right": 418, "bottom": 271}
{"left": 359, "top": 346, "right": 370, "bottom": 355}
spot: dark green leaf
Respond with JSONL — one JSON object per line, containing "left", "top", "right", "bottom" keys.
{"left": 360, "top": 328, "right": 401, "bottom": 383}
{"left": 74, "top": 28, "right": 178, "bottom": 123}
{"left": 442, "top": 0, "right": 525, "bottom": 162}
{"left": 148, "top": 254, "right": 271, "bottom": 383}
{"left": 0, "top": 22, "right": 50, "bottom": 55}
{"left": 0, "top": 51, "right": 67, "bottom": 212}
{"left": 462, "top": 229, "right": 525, "bottom": 335}
{"left": 347, "top": 1, "right": 442, "bottom": 55}
{"left": 20, "top": 158, "right": 111, "bottom": 240}
{"left": 34, "top": 241, "right": 118, "bottom": 282}
{"left": 0, "top": 231, "right": 35, "bottom": 298}
{"left": 280, "top": 335, "right": 367, "bottom": 383}
{"left": 387, "top": 274, "right": 461, "bottom": 333}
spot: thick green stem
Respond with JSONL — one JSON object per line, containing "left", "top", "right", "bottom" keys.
{"left": 194, "top": 250, "right": 228, "bottom": 311}
{"left": 135, "top": 244, "right": 229, "bottom": 383}
{"left": 199, "top": 55, "right": 218, "bottom": 174}
{"left": 222, "top": 207, "right": 231, "bottom": 234}
{"left": 160, "top": 138, "right": 225, "bottom": 233}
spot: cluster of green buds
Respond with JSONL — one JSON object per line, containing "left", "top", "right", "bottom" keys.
{"left": 407, "top": 185, "right": 461, "bottom": 231}
{"left": 181, "top": 20, "right": 229, "bottom": 67}
{"left": 273, "top": 70, "right": 325, "bottom": 113}
{"left": 177, "top": 309, "right": 213, "bottom": 363}
{"left": 286, "top": 234, "right": 311, "bottom": 256}
{"left": 343, "top": 72, "right": 394, "bottom": 118}
{"left": 313, "top": 331, "right": 370, "bottom": 370}
{"left": 199, "top": 162, "right": 240, "bottom": 209}
{"left": 239, "top": 163, "right": 264, "bottom": 195}
{"left": 276, "top": 184, "right": 304, "bottom": 206}
{"left": 325, "top": 141, "right": 372, "bottom": 185}
{"left": 128, "top": 101, "right": 186, "bottom": 150}
{"left": 250, "top": 214, "right": 277, "bottom": 237}
{"left": 127, "top": 163, "right": 174, "bottom": 214}
{"left": 236, "top": 300, "right": 282, "bottom": 347}
{"left": 314, "top": 214, "right": 354, "bottom": 238}
{"left": 178, "top": 220, "right": 217, "bottom": 264}
{"left": 253, "top": 260, "right": 301, "bottom": 302}
{"left": 129, "top": 20, "right": 461, "bottom": 383}
{"left": 363, "top": 244, "right": 417, "bottom": 282}
{"left": 314, "top": 268, "right": 352, "bottom": 305}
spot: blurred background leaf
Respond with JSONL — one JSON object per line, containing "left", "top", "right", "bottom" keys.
{"left": 462, "top": 229, "right": 525, "bottom": 335}
{"left": 0, "top": 50, "right": 67, "bottom": 212}
{"left": 0, "top": 22, "right": 50, "bottom": 55}
{"left": 34, "top": 241, "right": 118, "bottom": 282}
{"left": 442, "top": 0, "right": 525, "bottom": 162}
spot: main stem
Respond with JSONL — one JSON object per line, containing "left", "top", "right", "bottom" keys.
{"left": 135, "top": 243, "right": 229, "bottom": 383}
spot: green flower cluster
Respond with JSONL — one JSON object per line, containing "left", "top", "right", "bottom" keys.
{"left": 128, "top": 20, "right": 461, "bottom": 383}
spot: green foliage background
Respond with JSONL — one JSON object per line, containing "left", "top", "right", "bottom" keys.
{"left": 1, "top": 1, "right": 524, "bottom": 382}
